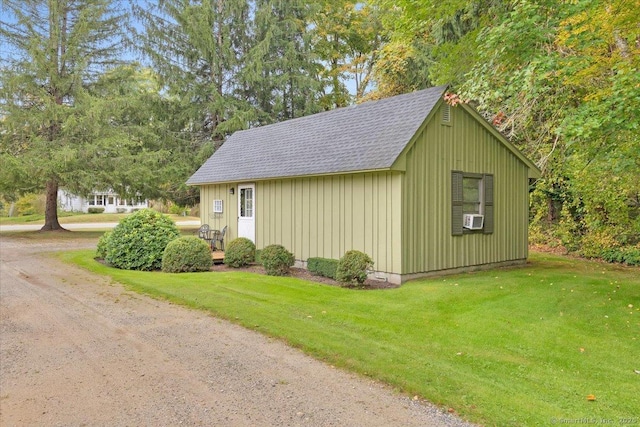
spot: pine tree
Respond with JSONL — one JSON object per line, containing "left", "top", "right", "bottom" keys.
{"left": 0, "top": 0, "right": 130, "bottom": 230}
{"left": 244, "top": 0, "right": 324, "bottom": 122}
{"left": 133, "top": 0, "right": 254, "bottom": 141}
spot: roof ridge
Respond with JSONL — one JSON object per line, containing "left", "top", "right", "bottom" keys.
{"left": 188, "top": 86, "right": 449, "bottom": 185}
{"left": 233, "top": 85, "right": 449, "bottom": 137}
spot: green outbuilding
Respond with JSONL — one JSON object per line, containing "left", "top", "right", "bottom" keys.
{"left": 187, "top": 85, "right": 541, "bottom": 284}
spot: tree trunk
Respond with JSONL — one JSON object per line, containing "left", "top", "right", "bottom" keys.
{"left": 41, "top": 179, "right": 66, "bottom": 231}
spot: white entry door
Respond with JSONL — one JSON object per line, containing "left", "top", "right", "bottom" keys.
{"left": 105, "top": 195, "right": 116, "bottom": 213}
{"left": 238, "top": 184, "right": 255, "bottom": 243}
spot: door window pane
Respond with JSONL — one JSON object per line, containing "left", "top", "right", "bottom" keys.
{"left": 240, "top": 188, "right": 253, "bottom": 218}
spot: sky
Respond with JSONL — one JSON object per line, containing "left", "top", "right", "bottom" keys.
{"left": 0, "top": 0, "right": 359, "bottom": 96}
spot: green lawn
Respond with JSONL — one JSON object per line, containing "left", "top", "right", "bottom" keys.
{"left": 0, "top": 212, "right": 199, "bottom": 225}
{"left": 62, "top": 250, "right": 639, "bottom": 426}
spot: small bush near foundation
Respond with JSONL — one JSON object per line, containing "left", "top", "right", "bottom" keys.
{"left": 96, "top": 231, "right": 112, "bottom": 259}
{"left": 336, "top": 250, "right": 373, "bottom": 285}
{"left": 224, "top": 237, "right": 256, "bottom": 268}
{"left": 260, "top": 244, "right": 295, "bottom": 276}
{"left": 307, "top": 257, "right": 339, "bottom": 279}
{"left": 88, "top": 207, "right": 105, "bottom": 214}
{"left": 162, "top": 236, "right": 212, "bottom": 273}
{"left": 105, "top": 209, "right": 180, "bottom": 270}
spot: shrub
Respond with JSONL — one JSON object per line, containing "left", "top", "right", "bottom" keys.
{"left": 623, "top": 247, "right": 640, "bottom": 266}
{"left": 15, "top": 193, "right": 45, "bottom": 216}
{"left": 260, "top": 244, "right": 295, "bottom": 276}
{"left": 601, "top": 245, "right": 640, "bottom": 266}
{"left": 224, "top": 237, "right": 256, "bottom": 268}
{"left": 105, "top": 209, "right": 180, "bottom": 271}
{"left": 96, "top": 231, "right": 112, "bottom": 259}
{"left": 336, "top": 250, "right": 374, "bottom": 286}
{"left": 578, "top": 230, "right": 621, "bottom": 259}
{"left": 307, "top": 257, "right": 339, "bottom": 279}
{"left": 168, "top": 203, "right": 187, "bottom": 215}
{"left": 162, "top": 236, "right": 212, "bottom": 273}
{"left": 88, "top": 207, "right": 105, "bottom": 214}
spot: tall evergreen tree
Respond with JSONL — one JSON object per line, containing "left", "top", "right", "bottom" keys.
{"left": 0, "top": 0, "right": 136, "bottom": 230}
{"left": 244, "top": 0, "right": 324, "bottom": 122}
{"left": 133, "top": 0, "right": 254, "bottom": 141}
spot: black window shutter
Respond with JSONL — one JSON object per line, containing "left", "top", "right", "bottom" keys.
{"left": 451, "top": 171, "right": 463, "bottom": 235}
{"left": 483, "top": 174, "right": 494, "bottom": 234}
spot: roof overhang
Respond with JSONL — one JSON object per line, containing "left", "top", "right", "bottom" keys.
{"left": 186, "top": 167, "right": 400, "bottom": 187}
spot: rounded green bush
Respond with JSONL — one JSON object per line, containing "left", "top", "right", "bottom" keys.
{"left": 105, "top": 209, "right": 180, "bottom": 271}
{"left": 336, "top": 250, "right": 374, "bottom": 285}
{"left": 96, "top": 230, "right": 112, "bottom": 259}
{"left": 260, "top": 244, "right": 295, "bottom": 276}
{"left": 224, "top": 237, "right": 256, "bottom": 268}
{"left": 162, "top": 236, "right": 212, "bottom": 273}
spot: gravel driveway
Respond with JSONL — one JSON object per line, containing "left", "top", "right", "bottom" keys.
{"left": 0, "top": 236, "right": 475, "bottom": 426}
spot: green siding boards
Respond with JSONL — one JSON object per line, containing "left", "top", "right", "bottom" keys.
{"left": 399, "top": 103, "right": 529, "bottom": 275}
{"left": 199, "top": 183, "right": 238, "bottom": 242}
{"left": 258, "top": 173, "right": 403, "bottom": 274}
{"left": 200, "top": 172, "right": 403, "bottom": 275}
{"left": 197, "top": 100, "right": 534, "bottom": 283}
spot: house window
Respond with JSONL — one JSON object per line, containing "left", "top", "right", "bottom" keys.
{"left": 451, "top": 171, "right": 494, "bottom": 235}
{"left": 213, "top": 200, "right": 223, "bottom": 213}
{"left": 88, "top": 196, "right": 95, "bottom": 206}
{"left": 95, "top": 195, "right": 104, "bottom": 206}
{"left": 463, "top": 177, "right": 482, "bottom": 214}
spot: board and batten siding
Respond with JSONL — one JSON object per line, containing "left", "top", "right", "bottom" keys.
{"left": 199, "top": 183, "right": 238, "bottom": 242}
{"left": 256, "top": 172, "right": 403, "bottom": 275}
{"left": 199, "top": 172, "right": 403, "bottom": 275}
{"left": 400, "top": 103, "right": 530, "bottom": 275}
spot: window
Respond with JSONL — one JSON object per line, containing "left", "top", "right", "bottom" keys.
{"left": 88, "top": 196, "right": 95, "bottom": 206}
{"left": 463, "top": 177, "right": 482, "bottom": 214}
{"left": 451, "top": 171, "right": 494, "bottom": 235}
{"left": 240, "top": 187, "right": 253, "bottom": 218}
{"left": 213, "top": 199, "right": 223, "bottom": 213}
{"left": 95, "top": 195, "right": 104, "bottom": 206}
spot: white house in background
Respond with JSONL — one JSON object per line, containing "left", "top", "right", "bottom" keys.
{"left": 57, "top": 189, "right": 148, "bottom": 213}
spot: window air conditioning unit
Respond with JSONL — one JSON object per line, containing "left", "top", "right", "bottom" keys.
{"left": 213, "top": 199, "right": 223, "bottom": 213}
{"left": 463, "top": 214, "right": 484, "bottom": 230}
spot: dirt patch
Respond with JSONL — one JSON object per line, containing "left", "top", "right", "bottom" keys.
{"left": 1, "top": 236, "right": 475, "bottom": 427}
{"left": 529, "top": 243, "right": 570, "bottom": 256}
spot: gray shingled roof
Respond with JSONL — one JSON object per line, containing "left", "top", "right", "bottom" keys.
{"left": 187, "top": 85, "right": 448, "bottom": 185}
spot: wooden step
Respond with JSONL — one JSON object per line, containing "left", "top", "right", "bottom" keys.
{"left": 211, "top": 251, "right": 225, "bottom": 263}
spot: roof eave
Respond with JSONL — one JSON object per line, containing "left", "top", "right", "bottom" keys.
{"left": 389, "top": 96, "right": 446, "bottom": 171}
{"left": 186, "top": 167, "right": 399, "bottom": 186}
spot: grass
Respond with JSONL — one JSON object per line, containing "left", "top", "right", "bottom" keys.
{"left": 61, "top": 250, "right": 639, "bottom": 426}
{"left": 0, "top": 211, "right": 199, "bottom": 225}
{"left": 1, "top": 228, "right": 199, "bottom": 240}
